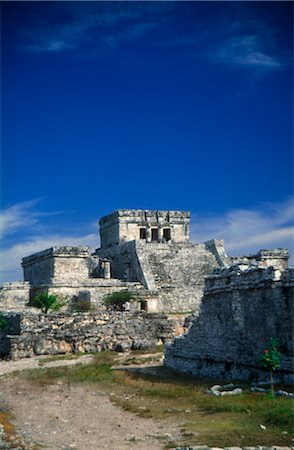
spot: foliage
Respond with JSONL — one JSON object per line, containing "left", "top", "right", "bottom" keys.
{"left": 0, "top": 312, "right": 8, "bottom": 330}
{"left": 260, "top": 337, "right": 283, "bottom": 371}
{"left": 31, "top": 292, "right": 67, "bottom": 314}
{"left": 260, "top": 337, "right": 283, "bottom": 401}
{"left": 102, "top": 291, "right": 136, "bottom": 311}
{"left": 263, "top": 404, "right": 294, "bottom": 428}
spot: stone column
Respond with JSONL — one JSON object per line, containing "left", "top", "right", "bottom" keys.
{"left": 158, "top": 226, "right": 163, "bottom": 243}
{"left": 146, "top": 226, "right": 151, "bottom": 243}
{"left": 101, "top": 260, "right": 111, "bottom": 279}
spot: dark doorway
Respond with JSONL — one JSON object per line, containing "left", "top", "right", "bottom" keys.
{"left": 151, "top": 228, "right": 158, "bottom": 241}
{"left": 139, "top": 228, "right": 146, "bottom": 240}
{"left": 163, "top": 228, "right": 171, "bottom": 242}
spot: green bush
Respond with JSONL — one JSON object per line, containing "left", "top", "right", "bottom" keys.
{"left": 0, "top": 312, "right": 8, "bottom": 330}
{"left": 264, "top": 404, "right": 294, "bottom": 428}
{"left": 103, "top": 291, "right": 136, "bottom": 311}
{"left": 31, "top": 292, "right": 67, "bottom": 314}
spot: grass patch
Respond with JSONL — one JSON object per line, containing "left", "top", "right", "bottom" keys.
{"left": 38, "top": 353, "right": 84, "bottom": 366}
{"left": 14, "top": 350, "right": 294, "bottom": 447}
{"left": 23, "top": 352, "right": 116, "bottom": 385}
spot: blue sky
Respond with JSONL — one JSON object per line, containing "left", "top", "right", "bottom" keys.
{"left": 1, "top": 1, "right": 293, "bottom": 282}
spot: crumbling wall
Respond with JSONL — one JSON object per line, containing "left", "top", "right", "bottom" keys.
{"left": 2, "top": 311, "right": 175, "bottom": 359}
{"left": 0, "top": 282, "right": 30, "bottom": 311}
{"left": 165, "top": 266, "right": 294, "bottom": 384}
{"left": 43, "top": 279, "right": 145, "bottom": 310}
{"left": 231, "top": 248, "right": 289, "bottom": 271}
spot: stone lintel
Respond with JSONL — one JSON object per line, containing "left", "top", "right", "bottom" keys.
{"left": 99, "top": 209, "right": 190, "bottom": 226}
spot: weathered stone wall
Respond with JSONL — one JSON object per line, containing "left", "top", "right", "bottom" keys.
{"left": 1, "top": 311, "right": 175, "bottom": 359}
{"left": 0, "top": 282, "right": 30, "bottom": 311}
{"left": 99, "top": 209, "right": 190, "bottom": 248}
{"left": 98, "top": 239, "right": 228, "bottom": 313}
{"left": 165, "top": 266, "right": 294, "bottom": 384}
{"left": 32, "top": 279, "right": 144, "bottom": 310}
{"left": 22, "top": 247, "right": 91, "bottom": 285}
{"left": 231, "top": 248, "right": 289, "bottom": 271}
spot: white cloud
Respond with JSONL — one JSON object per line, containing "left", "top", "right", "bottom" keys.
{"left": 216, "top": 35, "right": 282, "bottom": 70}
{"left": 21, "top": 4, "right": 166, "bottom": 54}
{"left": 0, "top": 200, "right": 100, "bottom": 282}
{"left": 0, "top": 199, "right": 45, "bottom": 238}
{"left": 1, "top": 198, "right": 293, "bottom": 282}
{"left": 190, "top": 199, "right": 294, "bottom": 262}
{"left": 0, "top": 199, "right": 63, "bottom": 238}
{"left": 0, "top": 233, "right": 99, "bottom": 282}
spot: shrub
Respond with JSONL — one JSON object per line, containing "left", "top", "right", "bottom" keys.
{"left": 0, "top": 312, "right": 8, "bottom": 330}
{"left": 264, "top": 404, "right": 294, "bottom": 428}
{"left": 31, "top": 292, "right": 67, "bottom": 314}
{"left": 260, "top": 337, "right": 283, "bottom": 400}
{"left": 103, "top": 291, "right": 136, "bottom": 311}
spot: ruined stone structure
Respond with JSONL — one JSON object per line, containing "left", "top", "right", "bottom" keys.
{"left": 0, "top": 282, "right": 30, "bottom": 311}
{"left": 0, "top": 208, "right": 292, "bottom": 378}
{"left": 1, "top": 311, "right": 175, "bottom": 359}
{"left": 20, "top": 246, "right": 143, "bottom": 311}
{"left": 164, "top": 263, "right": 294, "bottom": 384}
{"left": 1, "top": 209, "right": 233, "bottom": 313}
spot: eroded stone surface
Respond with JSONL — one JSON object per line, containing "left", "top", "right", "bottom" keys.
{"left": 165, "top": 265, "right": 294, "bottom": 383}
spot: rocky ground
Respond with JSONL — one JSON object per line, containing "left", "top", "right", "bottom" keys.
{"left": 0, "top": 356, "right": 293, "bottom": 450}
{"left": 0, "top": 355, "right": 180, "bottom": 450}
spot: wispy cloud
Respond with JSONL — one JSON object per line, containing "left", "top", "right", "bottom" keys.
{"left": 19, "top": 3, "right": 168, "bottom": 54}
{"left": 26, "top": 40, "right": 76, "bottom": 53}
{"left": 1, "top": 198, "right": 293, "bottom": 282}
{"left": 0, "top": 198, "right": 64, "bottom": 238}
{"left": 0, "top": 233, "right": 99, "bottom": 283}
{"left": 190, "top": 199, "right": 294, "bottom": 261}
{"left": 0, "top": 200, "right": 100, "bottom": 282}
{"left": 215, "top": 35, "right": 283, "bottom": 70}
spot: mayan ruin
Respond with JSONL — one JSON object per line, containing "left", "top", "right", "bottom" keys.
{"left": 0, "top": 208, "right": 293, "bottom": 387}
{"left": 1, "top": 1, "right": 293, "bottom": 447}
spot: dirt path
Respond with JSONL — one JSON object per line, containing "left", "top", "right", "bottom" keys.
{"left": 0, "top": 354, "right": 95, "bottom": 377}
{"left": 0, "top": 357, "right": 179, "bottom": 450}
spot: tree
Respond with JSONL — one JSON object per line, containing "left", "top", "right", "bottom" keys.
{"left": 102, "top": 291, "right": 136, "bottom": 311}
{"left": 260, "top": 337, "right": 283, "bottom": 401}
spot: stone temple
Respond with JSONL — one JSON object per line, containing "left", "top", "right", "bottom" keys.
{"left": 1, "top": 208, "right": 293, "bottom": 383}
{"left": 0, "top": 209, "right": 290, "bottom": 315}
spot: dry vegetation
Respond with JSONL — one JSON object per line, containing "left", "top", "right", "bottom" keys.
{"left": 1, "top": 349, "right": 293, "bottom": 448}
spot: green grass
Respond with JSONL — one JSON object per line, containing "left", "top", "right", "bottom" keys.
{"left": 13, "top": 349, "right": 294, "bottom": 447}
{"left": 38, "top": 353, "right": 84, "bottom": 366}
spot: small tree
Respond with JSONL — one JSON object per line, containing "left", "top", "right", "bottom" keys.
{"left": 260, "top": 337, "right": 283, "bottom": 401}
{"left": 32, "top": 292, "right": 67, "bottom": 314}
{"left": 103, "top": 291, "right": 136, "bottom": 311}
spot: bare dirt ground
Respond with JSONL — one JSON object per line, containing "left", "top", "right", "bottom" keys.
{"left": 0, "top": 356, "right": 179, "bottom": 450}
